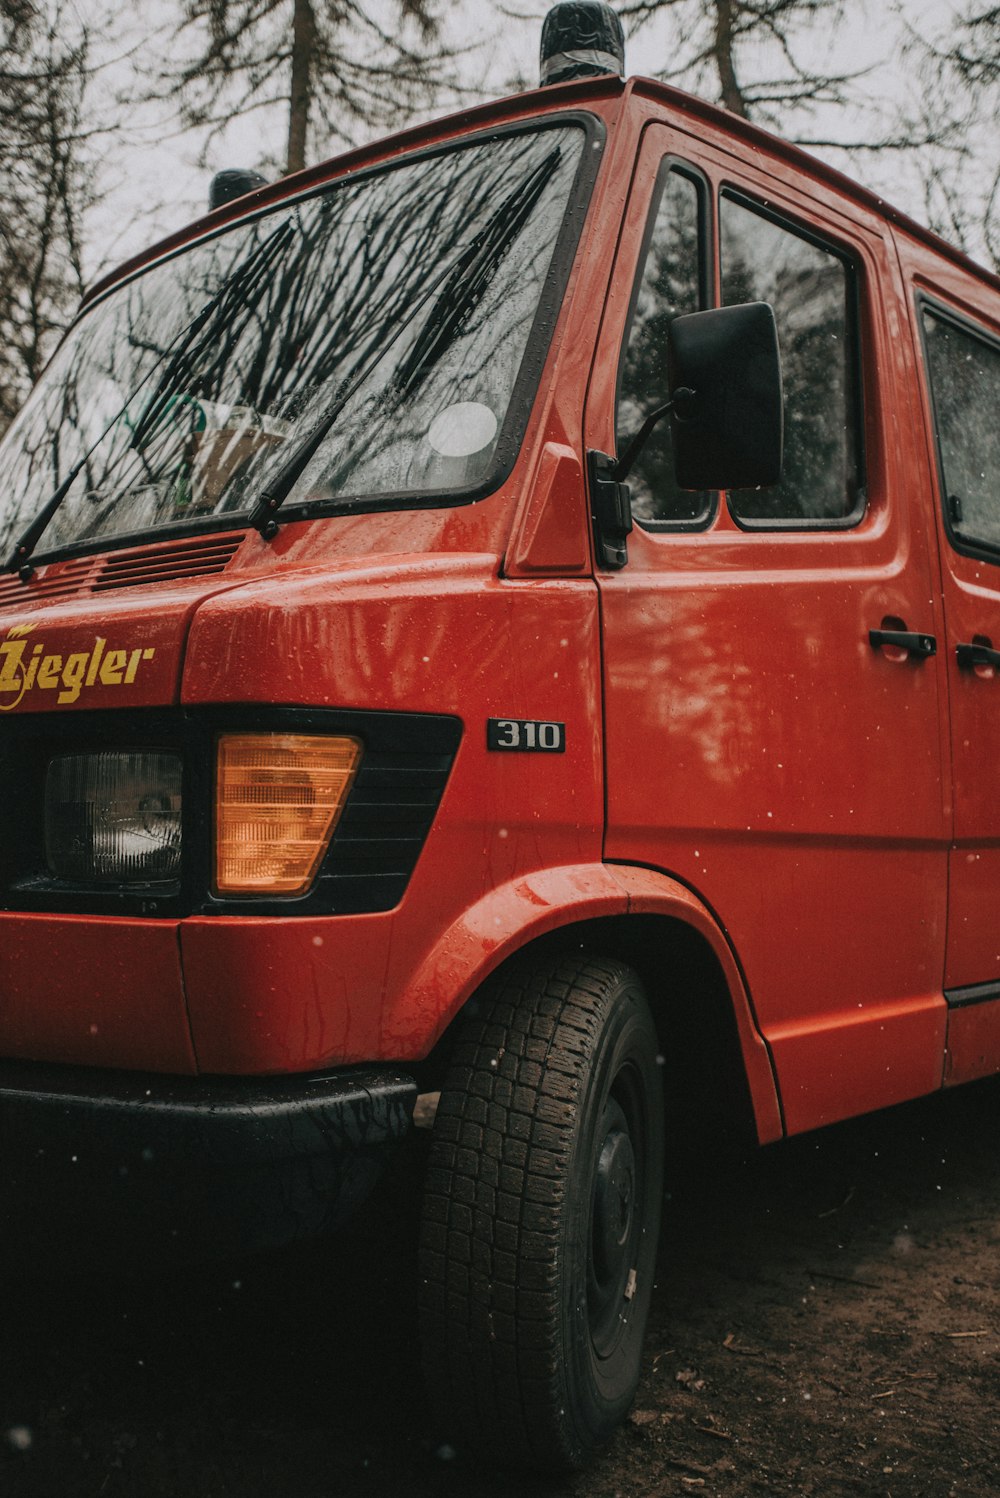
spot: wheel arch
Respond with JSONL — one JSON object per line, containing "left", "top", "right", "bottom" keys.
{"left": 408, "top": 863, "right": 783, "bottom": 1146}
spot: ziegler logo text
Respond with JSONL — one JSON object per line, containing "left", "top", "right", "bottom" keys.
{"left": 0, "top": 629, "right": 156, "bottom": 709}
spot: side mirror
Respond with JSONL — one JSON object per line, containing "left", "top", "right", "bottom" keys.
{"left": 667, "top": 302, "right": 783, "bottom": 491}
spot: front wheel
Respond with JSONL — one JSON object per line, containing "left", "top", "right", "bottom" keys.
{"left": 419, "top": 954, "right": 664, "bottom": 1470}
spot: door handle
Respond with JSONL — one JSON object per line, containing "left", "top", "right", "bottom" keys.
{"left": 956, "top": 641, "right": 1000, "bottom": 670}
{"left": 869, "top": 628, "right": 937, "bottom": 659}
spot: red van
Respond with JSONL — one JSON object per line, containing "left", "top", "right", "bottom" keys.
{"left": 1, "top": 0, "right": 998, "bottom": 1472}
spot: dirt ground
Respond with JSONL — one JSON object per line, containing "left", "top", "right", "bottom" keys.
{"left": 2, "top": 1075, "right": 998, "bottom": 1498}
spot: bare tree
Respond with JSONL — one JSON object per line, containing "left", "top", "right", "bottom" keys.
{"left": 159, "top": 0, "right": 463, "bottom": 176}
{"left": 907, "top": 6, "right": 1000, "bottom": 267}
{"left": 0, "top": 1, "right": 93, "bottom": 432}
{"left": 586, "top": 2, "right": 993, "bottom": 262}
{"left": 938, "top": 3, "right": 1000, "bottom": 89}
{"left": 617, "top": 0, "right": 860, "bottom": 128}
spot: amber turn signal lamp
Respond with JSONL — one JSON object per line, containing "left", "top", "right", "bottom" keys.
{"left": 214, "top": 732, "right": 362, "bottom": 895}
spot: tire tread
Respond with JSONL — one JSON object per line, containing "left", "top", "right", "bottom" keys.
{"left": 419, "top": 953, "right": 655, "bottom": 1469}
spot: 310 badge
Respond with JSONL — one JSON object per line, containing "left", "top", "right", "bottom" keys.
{"left": 487, "top": 718, "right": 565, "bottom": 753}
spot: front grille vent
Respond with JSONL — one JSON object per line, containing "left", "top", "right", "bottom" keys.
{"left": 92, "top": 535, "right": 243, "bottom": 591}
{"left": 0, "top": 534, "right": 244, "bottom": 611}
{"left": 0, "top": 558, "right": 98, "bottom": 608}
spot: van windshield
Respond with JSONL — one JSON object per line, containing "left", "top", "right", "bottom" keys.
{"left": 0, "top": 122, "right": 587, "bottom": 562}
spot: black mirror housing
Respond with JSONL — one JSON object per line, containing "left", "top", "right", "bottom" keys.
{"left": 667, "top": 302, "right": 783, "bottom": 491}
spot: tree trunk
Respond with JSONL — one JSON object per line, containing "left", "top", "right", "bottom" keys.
{"left": 713, "top": 0, "right": 748, "bottom": 118}
{"left": 286, "top": 0, "right": 316, "bottom": 174}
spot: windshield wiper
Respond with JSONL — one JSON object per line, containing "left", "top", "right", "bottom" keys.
{"left": 249, "top": 147, "right": 562, "bottom": 539}
{"left": 127, "top": 220, "right": 294, "bottom": 453}
{"left": 7, "top": 218, "right": 295, "bottom": 578}
{"left": 391, "top": 148, "right": 561, "bottom": 399}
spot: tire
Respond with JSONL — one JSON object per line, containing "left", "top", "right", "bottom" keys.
{"left": 419, "top": 954, "right": 665, "bottom": 1471}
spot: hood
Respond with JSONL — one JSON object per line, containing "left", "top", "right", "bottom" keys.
{"left": 0, "top": 533, "right": 246, "bottom": 717}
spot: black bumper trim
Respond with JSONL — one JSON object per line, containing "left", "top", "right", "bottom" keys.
{"left": 0, "top": 1061, "right": 417, "bottom": 1165}
{"left": 0, "top": 1061, "right": 418, "bottom": 1263}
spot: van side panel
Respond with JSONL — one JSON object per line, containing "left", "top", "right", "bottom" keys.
{"left": 591, "top": 115, "right": 950, "bottom": 1136}
{"left": 893, "top": 231, "right": 1000, "bottom": 1085}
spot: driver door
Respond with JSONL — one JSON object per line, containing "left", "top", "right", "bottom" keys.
{"left": 589, "top": 122, "right": 950, "bottom": 1134}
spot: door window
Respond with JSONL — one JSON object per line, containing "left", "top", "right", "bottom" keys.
{"left": 615, "top": 165, "right": 709, "bottom": 527}
{"left": 720, "top": 193, "right": 863, "bottom": 526}
{"left": 921, "top": 307, "right": 1000, "bottom": 556}
{"left": 616, "top": 170, "right": 866, "bottom": 532}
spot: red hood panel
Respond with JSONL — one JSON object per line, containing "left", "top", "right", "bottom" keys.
{"left": 0, "top": 589, "right": 204, "bottom": 715}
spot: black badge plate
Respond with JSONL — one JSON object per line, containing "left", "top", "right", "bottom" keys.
{"left": 487, "top": 719, "right": 565, "bottom": 753}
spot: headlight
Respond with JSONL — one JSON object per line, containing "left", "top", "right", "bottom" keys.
{"left": 45, "top": 751, "right": 183, "bottom": 884}
{"left": 214, "top": 732, "right": 362, "bottom": 895}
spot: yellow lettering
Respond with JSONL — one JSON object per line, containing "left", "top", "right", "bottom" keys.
{"left": 99, "top": 650, "right": 125, "bottom": 685}
{"left": 1, "top": 630, "right": 155, "bottom": 707}
{"left": 0, "top": 639, "right": 25, "bottom": 689}
{"left": 37, "top": 654, "right": 62, "bottom": 688}
{"left": 58, "top": 652, "right": 90, "bottom": 704}
{"left": 24, "top": 644, "right": 43, "bottom": 689}
{"left": 85, "top": 637, "right": 106, "bottom": 687}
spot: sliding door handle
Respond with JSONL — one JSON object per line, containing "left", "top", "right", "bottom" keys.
{"left": 956, "top": 641, "right": 1000, "bottom": 670}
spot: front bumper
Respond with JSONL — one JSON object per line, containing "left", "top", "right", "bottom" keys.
{"left": 0, "top": 1061, "right": 417, "bottom": 1265}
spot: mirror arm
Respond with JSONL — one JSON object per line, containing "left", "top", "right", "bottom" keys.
{"left": 587, "top": 388, "right": 698, "bottom": 572}
{"left": 610, "top": 386, "right": 697, "bottom": 483}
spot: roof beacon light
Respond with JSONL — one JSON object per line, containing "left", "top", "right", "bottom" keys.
{"left": 540, "top": 1, "right": 625, "bottom": 87}
{"left": 209, "top": 168, "right": 268, "bottom": 212}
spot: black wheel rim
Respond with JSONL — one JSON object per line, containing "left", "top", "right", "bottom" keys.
{"left": 587, "top": 1064, "right": 646, "bottom": 1358}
